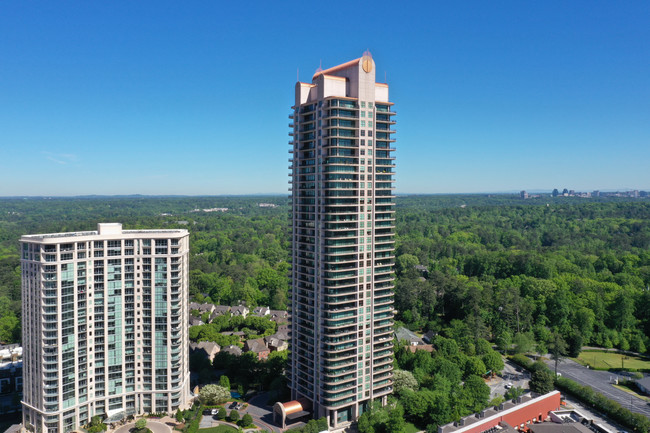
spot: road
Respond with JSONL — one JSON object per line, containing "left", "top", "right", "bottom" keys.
{"left": 114, "top": 421, "right": 171, "bottom": 433}
{"left": 545, "top": 357, "right": 650, "bottom": 419}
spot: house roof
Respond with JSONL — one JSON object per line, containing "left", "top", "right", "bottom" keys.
{"left": 244, "top": 338, "right": 269, "bottom": 353}
{"left": 222, "top": 345, "right": 242, "bottom": 356}
{"left": 395, "top": 327, "right": 423, "bottom": 344}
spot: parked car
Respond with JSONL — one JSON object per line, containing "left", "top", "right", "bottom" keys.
{"left": 505, "top": 383, "right": 513, "bottom": 389}
{"left": 211, "top": 408, "right": 218, "bottom": 415}
{"left": 229, "top": 402, "right": 238, "bottom": 409}
{"left": 235, "top": 403, "right": 244, "bottom": 410}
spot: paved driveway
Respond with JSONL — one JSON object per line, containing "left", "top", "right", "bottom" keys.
{"left": 488, "top": 359, "right": 530, "bottom": 400}
{"left": 246, "top": 393, "right": 283, "bottom": 433}
{"left": 545, "top": 357, "right": 650, "bottom": 418}
{"left": 114, "top": 421, "right": 171, "bottom": 433}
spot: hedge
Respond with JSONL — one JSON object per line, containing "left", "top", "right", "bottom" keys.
{"left": 555, "top": 377, "right": 650, "bottom": 433}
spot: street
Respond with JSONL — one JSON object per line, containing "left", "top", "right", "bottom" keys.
{"left": 544, "top": 357, "right": 650, "bottom": 418}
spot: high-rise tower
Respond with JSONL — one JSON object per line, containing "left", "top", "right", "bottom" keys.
{"left": 20, "top": 223, "right": 191, "bottom": 433}
{"left": 288, "top": 52, "right": 396, "bottom": 427}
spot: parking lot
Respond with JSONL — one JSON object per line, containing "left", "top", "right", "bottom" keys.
{"left": 488, "top": 359, "right": 530, "bottom": 400}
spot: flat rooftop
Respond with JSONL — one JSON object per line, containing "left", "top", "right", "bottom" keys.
{"left": 21, "top": 223, "right": 188, "bottom": 241}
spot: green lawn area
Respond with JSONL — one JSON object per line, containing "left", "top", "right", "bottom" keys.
{"left": 575, "top": 350, "right": 650, "bottom": 370}
{"left": 198, "top": 426, "right": 239, "bottom": 433}
{"left": 405, "top": 422, "right": 419, "bottom": 433}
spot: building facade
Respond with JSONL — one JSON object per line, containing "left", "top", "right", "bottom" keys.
{"left": 289, "top": 52, "right": 396, "bottom": 427}
{"left": 20, "top": 223, "right": 191, "bottom": 433}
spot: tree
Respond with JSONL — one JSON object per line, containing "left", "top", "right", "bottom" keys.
{"left": 241, "top": 414, "right": 253, "bottom": 428}
{"left": 175, "top": 410, "right": 183, "bottom": 423}
{"left": 357, "top": 412, "right": 374, "bottom": 433}
{"left": 512, "top": 332, "right": 535, "bottom": 354}
{"left": 217, "top": 407, "right": 227, "bottom": 420}
{"left": 219, "top": 375, "right": 231, "bottom": 390}
{"left": 504, "top": 386, "right": 525, "bottom": 400}
{"left": 199, "top": 384, "right": 230, "bottom": 405}
{"left": 386, "top": 405, "right": 406, "bottom": 433}
{"left": 393, "top": 369, "right": 418, "bottom": 394}
{"left": 529, "top": 369, "right": 555, "bottom": 394}
{"left": 229, "top": 410, "right": 240, "bottom": 423}
{"left": 482, "top": 351, "right": 504, "bottom": 375}
{"left": 548, "top": 333, "right": 567, "bottom": 376}
{"left": 461, "top": 375, "right": 491, "bottom": 413}
{"left": 135, "top": 419, "right": 147, "bottom": 432}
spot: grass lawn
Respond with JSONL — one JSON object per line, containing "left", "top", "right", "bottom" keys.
{"left": 612, "top": 384, "right": 650, "bottom": 402}
{"left": 405, "top": 422, "right": 419, "bottom": 433}
{"left": 575, "top": 351, "right": 650, "bottom": 370}
{"left": 198, "top": 426, "right": 239, "bottom": 433}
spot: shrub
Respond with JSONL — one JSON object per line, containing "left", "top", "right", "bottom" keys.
{"left": 217, "top": 407, "right": 227, "bottom": 420}
{"left": 229, "top": 410, "right": 240, "bottom": 423}
{"left": 240, "top": 414, "right": 254, "bottom": 428}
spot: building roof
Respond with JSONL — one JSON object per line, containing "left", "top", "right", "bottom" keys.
{"left": 312, "top": 58, "right": 361, "bottom": 80}
{"left": 406, "top": 344, "right": 435, "bottom": 353}
{"left": 529, "top": 424, "right": 593, "bottom": 433}
{"left": 222, "top": 345, "right": 242, "bottom": 356}
{"left": 395, "top": 327, "right": 424, "bottom": 344}
{"left": 244, "top": 338, "right": 269, "bottom": 353}
{"left": 21, "top": 222, "right": 187, "bottom": 241}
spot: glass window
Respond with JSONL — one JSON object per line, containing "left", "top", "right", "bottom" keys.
{"left": 368, "top": 121, "right": 373, "bottom": 127}
{"left": 360, "top": 101, "right": 366, "bottom": 108}
{"left": 360, "top": 120, "right": 366, "bottom": 127}
{"left": 368, "top": 102, "right": 373, "bottom": 108}
{"left": 360, "top": 111, "right": 365, "bottom": 117}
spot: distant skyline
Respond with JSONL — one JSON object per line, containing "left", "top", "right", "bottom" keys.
{"left": 1, "top": 1, "right": 649, "bottom": 196}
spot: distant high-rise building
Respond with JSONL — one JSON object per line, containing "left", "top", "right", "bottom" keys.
{"left": 288, "top": 52, "right": 395, "bottom": 427}
{"left": 20, "top": 223, "right": 190, "bottom": 433}
{"left": 520, "top": 190, "right": 528, "bottom": 199}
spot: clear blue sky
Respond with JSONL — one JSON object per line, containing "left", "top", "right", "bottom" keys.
{"left": 1, "top": 1, "right": 648, "bottom": 195}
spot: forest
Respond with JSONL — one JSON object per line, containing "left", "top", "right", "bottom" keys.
{"left": 0, "top": 195, "right": 649, "bottom": 429}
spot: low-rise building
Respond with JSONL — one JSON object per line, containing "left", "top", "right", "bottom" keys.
{"left": 222, "top": 345, "right": 243, "bottom": 357}
{"left": 244, "top": 338, "right": 271, "bottom": 361}
{"left": 265, "top": 336, "right": 289, "bottom": 352}
{"left": 438, "top": 392, "right": 562, "bottom": 433}
{"left": 189, "top": 342, "right": 221, "bottom": 363}
{"left": 231, "top": 305, "right": 249, "bottom": 318}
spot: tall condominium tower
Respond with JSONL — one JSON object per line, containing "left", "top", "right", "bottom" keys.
{"left": 20, "top": 223, "right": 190, "bottom": 433}
{"left": 288, "top": 52, "right": 395, "bottom": 427}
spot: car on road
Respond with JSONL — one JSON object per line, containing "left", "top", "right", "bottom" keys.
{"left": 505, "top": 383, "right": 513, "bottom": 389}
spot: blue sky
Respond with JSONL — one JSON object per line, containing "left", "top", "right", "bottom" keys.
{"left": 1, "top": 1, "right": 648, "bottom": 195}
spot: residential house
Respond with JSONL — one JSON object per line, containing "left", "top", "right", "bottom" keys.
{"left": 265, "top": 335, "right": 289, "bottom": 352}
{"left": 252, "top": 306, "right": 271, "bottom": 317}
{"left": 395, "top": 327, "right": 424, "bottom": 346}
{"left": 231, "top": 305, "right": 249, "bottom": 318}
{"left": 244, "top": 338, "right": 271, "bottom": 361}
{"left": 190, "top": 341, "right": 221, "bottom": 363}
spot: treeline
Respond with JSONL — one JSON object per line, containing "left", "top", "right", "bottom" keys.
{"left": 0, "top": 196, "right": 289, "bottom": 344}
{"left": 395, "top": 201, "right": 650, "bottom": 356}
{"left": 1, "top": 195, "right": 649, "bottom": 358}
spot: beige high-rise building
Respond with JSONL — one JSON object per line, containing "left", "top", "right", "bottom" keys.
{"left": 20, "top": 223, "right": 191, "bottom": 433}
{"left": 288, "top": 52, "right": 395, "bottom": 427}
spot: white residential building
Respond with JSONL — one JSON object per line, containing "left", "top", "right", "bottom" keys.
{"left": 20, "top": 223, "right": 191, "bottom": 433}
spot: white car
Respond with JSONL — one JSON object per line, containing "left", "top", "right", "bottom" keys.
{"left": 505, "top": 383, "right": 513, "bottom": 389}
